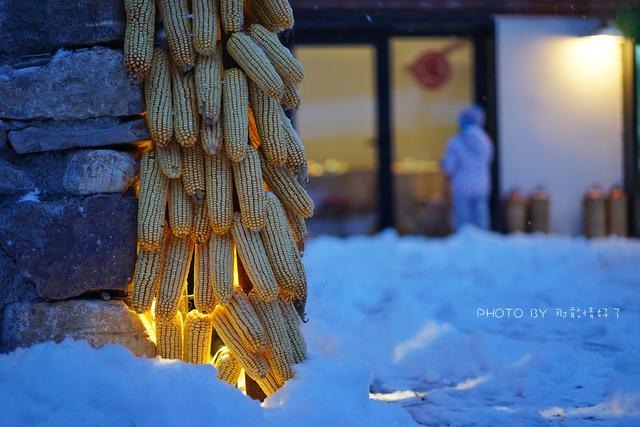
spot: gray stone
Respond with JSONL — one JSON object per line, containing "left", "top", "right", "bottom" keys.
{"left": 0, "top": 47, "right": 143, "bottom": 121}
{"left": 63, "top": 150, "right": 138, "bottom": 195}
{"left": 8, "top": 118, "right": 149, "bottom": 154}
{"left": 0, "top": 300, "right": 156, "bottom": 357}
{"left": 0, "top": 121, "right": 7, "bottom": 150}
{"left": 0, "top": 194, "right": 138, "bottom": 300}
{"left": 0, "top": 0, "right": 125, "bottom": 58}
{"left": 0, "top": 250, "right": 37, "bottom": 308}
{"left": 0, "top": 158, "right": 34, "bottom": 194}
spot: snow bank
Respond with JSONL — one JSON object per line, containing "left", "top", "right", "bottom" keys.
{"left": 303, "top": 228, "right": 640, "bottom": 426}
{"left": 0, "top": 341, "right": 412, "bottom": 427}
{"left": 1, "top": 228, "right": 639, "bottom": 426}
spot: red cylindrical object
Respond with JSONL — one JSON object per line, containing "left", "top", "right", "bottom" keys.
{"left": 504, "top": 190, "right": 527, "bottom": 233}
{"left": 529, "top": 189, "right": 550, "bottom": 233}
{"left": 584, "top": 186, "right": 607, "bottom": 238}
{"left": 607, "top": 186, "right": 628, "bottom": 237}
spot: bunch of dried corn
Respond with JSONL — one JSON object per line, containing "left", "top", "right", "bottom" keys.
{"left": 126, "top": 0, "right": 311, "bottom": 397}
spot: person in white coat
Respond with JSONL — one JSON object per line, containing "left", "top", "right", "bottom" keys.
{"left": 440, "top": 105, "right": 494, "bottom": 230}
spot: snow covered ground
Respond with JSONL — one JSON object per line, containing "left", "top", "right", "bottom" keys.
{"left": 1, "top": 228, "right": 639, "bottom": 426}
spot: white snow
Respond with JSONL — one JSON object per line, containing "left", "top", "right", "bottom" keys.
{"left": 18, "top": 189, "right": 40, "bottom": 203}
{"left": 1, "top": 228, "right": 639, "bottom": 426}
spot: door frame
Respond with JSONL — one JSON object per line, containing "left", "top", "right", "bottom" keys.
{"left": 292, "top": 11, "right": 499, "bottom": 231}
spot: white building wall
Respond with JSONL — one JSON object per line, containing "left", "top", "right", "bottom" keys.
{"left": 496, "top": 17, "right": 624, "bottom": 235}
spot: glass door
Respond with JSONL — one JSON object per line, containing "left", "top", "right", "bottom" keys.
{"left": 391, "top": 37, "right": 475, "bottom": 235}
{"left": 296, "top": 46, "right": 378, "bottom": 235}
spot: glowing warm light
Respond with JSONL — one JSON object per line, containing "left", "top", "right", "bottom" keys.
{"left": 137, "top": 305, "right": 157, "bottom": 344}
{"left": 135, "top": 139, "right": 154, "bottom": 152}
{"left": 369, "top": 390, "right": 425, "bottom": 402}
{"left": 557, "top": 36, "right": 622, "bottom": 86}
{"left": 237, "top": 369, "right": 247, "bottom": 395}
{"left": 307, "top": 160, "right": 325, "bottom": 177}
{"left": 324, "top": 158, "right": 350, "bottom": 175}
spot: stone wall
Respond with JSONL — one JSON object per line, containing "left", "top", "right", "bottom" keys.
{"left": 0, "top": 0, "right": 154, "bottom": 356}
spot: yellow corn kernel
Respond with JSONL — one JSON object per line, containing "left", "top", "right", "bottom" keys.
{"left": 144, "top": 48, "right": 173, "bottom": 147}
{"left": 225, "top": 289, "right": 267, "bottom": 352}
{"left": 156, "top": 138, "right": 183, "bottom": 179}
{"left": 157, "top": 0, "right": 195, "bottom": 73}
{"left": 260, "top": 152, "right": 314, "bottom": 218}
{"left": 195, "top": 49, "right": 223, "bottom": 124}
{"left": 249, "top": 81, "right": 287, "bottom": 167}
{"left": 232, "top": 148, "right": 267, "bottom": 230}
{"left": 124, "top": 0, "right": 155, "bottom": 82}
{"left": 222, "top": 68, "right": 249, "bottom": 162}
{"left": 209, "top": 232, "right": 234, "bottom": 304}
{"left": 213, "top": 347, "right": 242, "bottom": 385}
{"left": 278, "top": 296, "right": 307, "bottom": 363}
{"left": 183, "top": 310, "right": 214, "bottom": 364}
{"left": 248, "top": 293, "right": 294, "bottom": 383}
{"left": 248, "top": 24, "right": 303, "bottom": 84}
{"left": 168, "top": 178, "right": 193, "bottom": 238}
{"left": 191, "top": 199, "right": 212, "bottom": 242}
{"left": 220, "top": 0, "right": 244, "bottom": 34}
{"left": 194, "top": 240, "right": 215, "bottom": 312}
{"left": 227, "top": 32, "right": 284, "bottom": 100}
{"left": 205, "top": 154, "right": 233, "bottom": 234}
{"left": 181, "top": 145, "right": 206, "bottom": 203}
{"left": 172, "top": 65, "right": 200, "bottom": 147}
{"left": 192, "top": 0, "right": 219, "bottom": 56}
{"left": 155, "top": 311, "right": 184, "bottom": 360}
{"left": 211, "top": 306, "right": 269, "bottom": 379}
{"left": 231, "top": 216, "right": 278, "bottom": 301}
{"left": 155, "top": 234, "right": 194, "bottom": 323}
{"left": 138, "top": 151, "right": 168, "bottom": 251}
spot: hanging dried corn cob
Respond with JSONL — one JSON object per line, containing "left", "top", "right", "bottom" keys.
{"left": 127, "top": 0, "right": 313, "bottom": 398}
{"left": 172, "top": 67, "right": 200, "bottom": 147}
{"left": 231, "top": 216, "right": 278, "bottom": 301}
{"left": 124, "top": 0, "right": 155, "bottom": 82}
{"left": 222, "top": 68, "right": 250, "bottom": 162}
{"left": 192, "top": 0, "right": 219, "bottom": 56}
{"left": 205, "top": 153, "right": 233, "bottom": 234}
{"left": 138, "top": 150, "right": 168, "bottom": 251}
{"left": 156, "top": 311, "right": 184, "bottom": 359}
{"left": 227, "top": 32, "right": 285, "bottom": 99}
{"left": 209, "top": 232, "right": 234, "bottom": 304}
{"left": 195, "top": 49, "right": 223, "bottom": 124}
{"left": 213, "top": 347, "right": 242, "bottom": 385}
{"left": 144, "top": 49, "right": 173, "bottom": 147}
{"left": 181, "top": 144, "right": 206, "bottom": 203}
{"left": 232, "top": 147, "right": 267, "bottom": 230}
{"left": 168, "top": 178, "right": 193, "bottom": 238}
{"left": 156, "top": 138, "right": 183, "bottom": 178}
{"left": 249, "top": 81, "right": 287, "bottom": 167}
{"left": 194, "top": 240, "right": 215, "bottom": 312}
{"left": 281, "top": 81, "right": 301, "bottom": 111}
{"left": 157, "top": 0, "right": 195, "bottom": 73}
{"left": 155, "top": 234, "right": 194, "bottom": 323}
{"left": 249, "top": 24, "right": 303, "bottom": 84}
{"left": 184, "top": 310, "right": 214, "bottom": 364}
